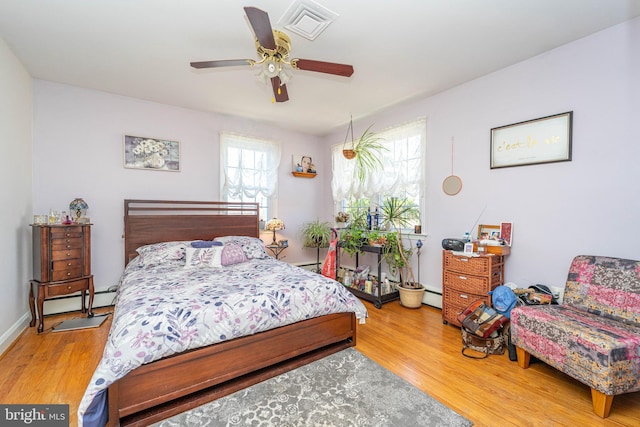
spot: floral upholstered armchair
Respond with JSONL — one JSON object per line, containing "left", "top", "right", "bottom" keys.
{"left": 510, "top": 255, "right": 640, "bottom": 418}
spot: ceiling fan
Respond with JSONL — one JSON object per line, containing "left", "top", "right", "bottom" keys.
{"left": 190, "top": 6, "right": 354, "bottom": 102}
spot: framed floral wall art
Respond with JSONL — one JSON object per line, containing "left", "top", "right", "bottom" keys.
{"left": 123, "top": 135, "right": 180, "bottom": 171}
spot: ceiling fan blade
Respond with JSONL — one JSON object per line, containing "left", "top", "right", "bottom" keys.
{"left": 244, "top": 6, "right": 276, "bottom": 50}
{"left": 190, "top": 59, "right": 252, "bottom": 69}
{"left": 292, "top": 59, "right": 354, "bottom": 77}
{"left": 271, "top": 77, "right": 289, "bottom": 102}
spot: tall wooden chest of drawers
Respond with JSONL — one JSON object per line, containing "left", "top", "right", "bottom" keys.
{"left": 442, "top": 250, "right": 505, "bottom": 326}
{"left": 29, "top": 224, "right": 94, "bottom": 332}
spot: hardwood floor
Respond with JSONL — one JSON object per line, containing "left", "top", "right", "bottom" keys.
{"left": 1, "top": 302, "right": 638, "bottom": 426}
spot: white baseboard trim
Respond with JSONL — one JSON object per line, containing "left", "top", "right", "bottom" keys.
{"left": 422, "top": 284, "right": 443, "bottom": 309}
{"left": 0, "top": 312, "right": 30, "bottom": 357}
{"left": 42, "top": 292, "right": 116, "bottom": 316}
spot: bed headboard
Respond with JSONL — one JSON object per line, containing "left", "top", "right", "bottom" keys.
{"left": 124, "top": 199, "right": 260, "bottom": 266}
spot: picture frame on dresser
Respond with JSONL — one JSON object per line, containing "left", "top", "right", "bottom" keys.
{"left": 477, "top": 224, "right": 500, "bottom": 241}
{"left": 500, "top": 222, "right": 513, "bottom": 246}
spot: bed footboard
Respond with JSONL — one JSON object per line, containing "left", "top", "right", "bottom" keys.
{"left": 108, "top": 312, "right": 356, "bottom": 426}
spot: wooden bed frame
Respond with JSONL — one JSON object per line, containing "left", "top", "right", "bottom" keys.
{"left": 106, "top": 200, "right": 357, "bottom": 426}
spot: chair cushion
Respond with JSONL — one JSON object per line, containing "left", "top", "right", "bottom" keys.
{"left": 511, "top": 304, "right": 640, "bottom": 395}
{"left": 563, "top": 255, "right": 640, "bottom": 326}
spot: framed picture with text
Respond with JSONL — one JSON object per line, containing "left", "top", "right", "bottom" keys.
{"left": 490, "top": 111, "right": 572, "bottom": 169}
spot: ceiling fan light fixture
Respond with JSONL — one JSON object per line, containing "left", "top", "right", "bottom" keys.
{"left": 263, "top": 59, "right": 280, "bottom": 78}
{"left": 278, "top": 68, "right": 291, "bottom": 85}
{"left": 191, "top": 6, "right": 352, "bottom": 103}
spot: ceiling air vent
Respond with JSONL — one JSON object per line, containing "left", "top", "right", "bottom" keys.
{"left": 278, "top": 0, "right": 338, "bottom": 41}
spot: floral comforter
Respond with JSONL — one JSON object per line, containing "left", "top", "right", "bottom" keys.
{"left": 79, "top": 257, "right": 367, "bottom": 426}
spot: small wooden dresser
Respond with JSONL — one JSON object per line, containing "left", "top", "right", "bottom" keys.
{"left": 442, "top": 250, "right": 505, "bottom": 326}
{"left": 29, "top": 224, "right": 94, "bottom": 333}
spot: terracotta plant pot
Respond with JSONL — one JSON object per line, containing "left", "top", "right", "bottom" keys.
{"left": 343, "top": 149, "right": 356, "bottom": 159}
{"left": 398, "top": 283, "right": 425, "bottom": 308}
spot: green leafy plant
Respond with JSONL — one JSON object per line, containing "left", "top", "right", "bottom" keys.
{"left": 380, "top": 197, "right": 420, "bottom": 289}
{"left": 339, "top": 227, "right": 366, "bottom": 257}
{"left": 352, "top": 125, "right": 388, "bottom": 183}
{"left": 347, "top": 208, "right": 369, "bottom": 230}
{"left": 366, "top": 230, "right": 387, "bottom": 246}
{"left": 300, "top": 219, "right": 333, "bottom": 273}
{"left": 299, "top": 219, "right": 332, "bottom": 248}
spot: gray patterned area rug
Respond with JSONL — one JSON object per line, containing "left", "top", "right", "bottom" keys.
{"left": 153, "top": 347, "right": 473, "bottom": 427}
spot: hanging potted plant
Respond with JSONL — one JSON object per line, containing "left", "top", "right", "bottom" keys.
{"left": 341, "top": 117, "right": 387, "bottom": 183}
{"left": 342, "top": 116, "right": 357, "bottom": 159}
{"left": 299, "top": 219, "right": 332, "bottom": 273}
{"left": 380, "top": 197, "right": 424, "bottom": 308}
{"left": 352, "top": 125, "right": 387, "bottom": 183}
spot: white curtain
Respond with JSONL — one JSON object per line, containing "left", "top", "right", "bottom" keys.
{"left": 220, "top": 132, "right": 281, "bottom": 199}
{"left": 331, "top": 117, "right": 426, "bottom": 201}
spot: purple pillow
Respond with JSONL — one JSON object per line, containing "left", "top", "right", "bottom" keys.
{"left": 191, "top": 240, "right": 223, "bottom": 248}
{"left": 221, "top": 244, "right": 248, "bottom": 266}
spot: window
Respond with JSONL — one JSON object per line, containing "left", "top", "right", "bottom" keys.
{"left": 220, "top": 132, "right": 281, "bottom": 221}
{"left": 331, "top": 117, "right": 426, "bottom": 229}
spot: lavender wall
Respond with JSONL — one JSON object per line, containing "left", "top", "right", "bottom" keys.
{"left": 322, "top": 17, "right": 640, "bottom": 296}
{"left": 32, "top": 81, "right": 327, "bottom": 302}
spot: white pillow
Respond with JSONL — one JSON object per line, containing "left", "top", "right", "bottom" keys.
{"left": 136, "top": 241, "right": 187, "bottom": 266}
{"left": 184, "top": 247, "right": 222, "bottom": 269}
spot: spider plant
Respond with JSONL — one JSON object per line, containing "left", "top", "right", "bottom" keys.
{"left": 352, "top": 125, "right": 387, "bottom": 183}
{"left": 299, "top": 219, "right": 333, "bottom": 273}
{"left": 299, "top": 219, "right": 332, "bottom": 249}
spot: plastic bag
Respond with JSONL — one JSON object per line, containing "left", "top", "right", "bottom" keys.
{"left": 321, "top": 234, "right": 338, "bottom": 280}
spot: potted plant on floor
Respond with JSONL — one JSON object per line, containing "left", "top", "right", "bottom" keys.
{"left": 380, "top": 197, "right": 424, "bottom": 308}
{"left": 299, "top": 219, "right": 332, "bottom": 273}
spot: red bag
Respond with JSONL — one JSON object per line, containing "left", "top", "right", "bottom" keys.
{"left": 321, "top": 234, "right": 338, "bottom": 280}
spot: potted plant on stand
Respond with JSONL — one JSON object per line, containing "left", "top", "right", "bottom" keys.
{"left": 381, "top": 197, "right": 424, "bottom": 308}
{"left": 299, "top": 219, "right": 332, "bottom": 273}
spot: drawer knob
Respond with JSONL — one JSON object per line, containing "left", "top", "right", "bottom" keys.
{"left": 67, "top": 272, "right": 71, "bottom": 276}
{"left": 67, "top": 285, "right": 72, "bottom": 289}
{"left": 458, "top": 276, "right": 467, "bottom": 280}
{"left": 460, "top": 294, "right": 468, "bottom": 299}
{"left": 66, "top": 252, "right": 71, "bottom": 256}
{"left": 66, "top": 233, "right": 70, "bottom": 237}
{"left": 66, "top": 245, "right": 71, "bottom": 249}
{"left": 67, "top": 263, "right": 72, "bottom": 266}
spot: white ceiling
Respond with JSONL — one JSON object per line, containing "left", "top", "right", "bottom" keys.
{"left": 1, "top": 0, "right": 639, "bottom": 136}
